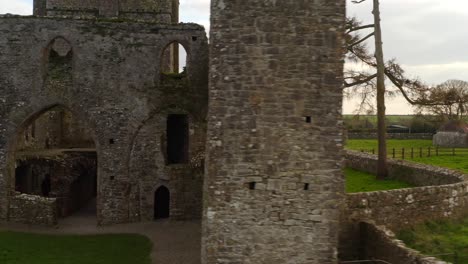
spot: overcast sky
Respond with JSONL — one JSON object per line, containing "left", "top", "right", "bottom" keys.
{"left": 2, "top": 0, "right": 467, "bottom": 115}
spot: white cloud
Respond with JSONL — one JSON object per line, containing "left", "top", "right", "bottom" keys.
{"left": 0, "top": 0, "right": 32, "bottom": 15}
{"left": 180, "top": 0, "right": 210, "bottom": 31}
{"left": 345, "top": 0, "right": 468, "bottom": 114}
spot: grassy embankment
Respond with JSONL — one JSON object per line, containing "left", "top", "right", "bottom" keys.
{"left": 397, "top": 219, "right": 468, "bottom": 263}
{"left": 0, "top": 232, "right": 152, "bottom": 264}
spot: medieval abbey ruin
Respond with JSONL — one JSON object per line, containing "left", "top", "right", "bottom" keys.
{"left": 0, "top": 0, "right": 346, "bottom": 263}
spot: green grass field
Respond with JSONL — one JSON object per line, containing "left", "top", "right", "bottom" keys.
{"left": 346, "top": 139, "right": 468, "bottom": 174}
{"left": 397, "top": 219, "right": 468, "bottom": 263}
{"left": 345, "top": 168, "right": 413, "bottom": 193}
{"left": 0, "top": 232, "right": 152, "bottom": 264}
{"left": 346, "top": 139, "right": 433, "bottom": 151}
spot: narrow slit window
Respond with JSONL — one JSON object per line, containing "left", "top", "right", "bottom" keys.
{"left": 249, "top": 182, "right": 256, "bottom": 190}
{"left": 305, "top": 116, "right": 312, "bottom": 123}
{"left": 167, "top": 114, "right": 189, "bottom": 164}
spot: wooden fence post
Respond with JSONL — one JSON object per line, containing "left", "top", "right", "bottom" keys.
{"left": 411, "top": 147, "right": 414, "bottom": 159}
{"left": 402, "top": 148, "right": 405, "bottom": 160}
{"left": 392, "top": 148, "right": 395, "bottom": 158}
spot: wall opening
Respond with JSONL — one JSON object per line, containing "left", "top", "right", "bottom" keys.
{"left": 167, "top": 114, "right": 189, "bottom": 164}
{"left": 13, "top": 105, "right": 98, "bottom": 219}
{"left": 44, "top": 37, "right": 73, "bottom": 91}
{"left": 154, "top": 186, "right": 170, "bottom": 219}
{"left": 161, "top": 42, "right": 187, "bottom": 74}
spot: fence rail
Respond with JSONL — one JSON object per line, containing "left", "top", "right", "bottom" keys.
{"left": 358, "top": 146, "right": 468, "bottom": 160}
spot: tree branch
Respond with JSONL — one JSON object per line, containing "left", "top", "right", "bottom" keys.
{"left": 344, "top": 73, "right": 378, "bottom": 88}
{"left": 347, "top": 24, "right": 375, "bottom": 34}
{"left": 348, "top": 32, "right": 375, "bottom": 50}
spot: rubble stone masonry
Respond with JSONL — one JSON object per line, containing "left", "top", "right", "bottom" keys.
{"left": 203, "top": 1, "right": 346, "bottom": 263}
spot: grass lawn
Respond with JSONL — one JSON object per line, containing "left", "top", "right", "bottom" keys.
{"left": 345, "top": 168, "right": 413, "bottom": 193}
{"left": 397, "top": 219, "right": 468, "bottom": 263}
{"left": 346, "top": 139, "right": 433, "bottom": 151}
{"left": 346, "top": 139, "right": 468, "bottom": 174}
{"left": 0, "top": 231, "right": 152, "bottom": 264}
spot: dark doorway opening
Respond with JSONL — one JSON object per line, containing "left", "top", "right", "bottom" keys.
{"left": 154, "top": 186, "right": 170, "bottom": 219}
{"left": 167, "top": 114, "right": 189, "bottom": 164}
{"left": 15, "top": 164, "right": 31, "bottom": 193}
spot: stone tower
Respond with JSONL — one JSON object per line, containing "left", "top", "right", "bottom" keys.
{"left": 203, "top": 0, "right": 346, "bottom": 263}
{"left": 33, "top": 0, "right": 179, "bottom": 22}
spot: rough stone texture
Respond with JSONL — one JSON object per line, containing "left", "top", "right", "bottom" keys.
{"left": 347, "top": 132, "right": 433, "bottom": 140}
{"left": 203, "top": 1, "right": 346, "bottom": 263}
{"left": 356, "top": 221, "right": 449, "bottom": 264}
{"left": 35, "top": 0, "right": 174, "bottom": 22}
{"left": 341, "top": 151, "right": 468, "bottom": 260}
{"left": 0, "top": 16, "right": 208, "bottom": 225}
{"left": 9, "top": 193, "right": 58, "bottom": 226}
{"left": 433, "top": 131, "right": 468, "bottom": 148}
{"left": 346, "top": 150, "right": 465, "bottom": 186}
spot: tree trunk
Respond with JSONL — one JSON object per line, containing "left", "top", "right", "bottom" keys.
{"left": 373, "top": 0, "right": 388, "bottom": 179}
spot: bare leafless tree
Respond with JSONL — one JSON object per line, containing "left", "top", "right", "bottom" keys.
{"left": 416, "top": 80, "right": 468, "bottom": 121}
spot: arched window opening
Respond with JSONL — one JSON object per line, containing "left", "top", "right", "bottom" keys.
{"left": 154, "top": 186, "right": 170, "bottom": 219}
{"left": 161, "top": 42, "right": 187, "bottom": 75}
{"left": 14, "top": 105, "right": 97, "bottom": 219}
{"left": 167, "top": 114, "right": 189, "bottom": 164}
{"left": 44, "top": 37, "right": 73, "bottom": 89}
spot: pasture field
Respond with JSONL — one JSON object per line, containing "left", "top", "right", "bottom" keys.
{"left": 346, "top": 139, "right": 468, "bottom": 174}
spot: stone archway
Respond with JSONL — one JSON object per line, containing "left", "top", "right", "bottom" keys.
{"left": 5, "top": 104, "right": 100, "bottom": 225}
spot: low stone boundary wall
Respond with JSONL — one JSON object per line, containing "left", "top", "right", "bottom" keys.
{"left": 355, "top": 222, "right": 449, "bottom": 264}
{"left": 9, "top": 193, "right": 57, "bottom": 226}
{"left": 340, "top": 151, "right": 468, "bottom": 261}
{"left": 347, "top": 132, "right": 433, "bottom": 140}
{"left": 346, "top": 150, "right": 465, "bottom": 186}
{"left": 346, "top": 181, "right": 468, "bottom": 230}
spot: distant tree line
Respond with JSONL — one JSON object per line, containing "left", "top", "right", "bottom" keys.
{"left": 345, "top": 115, "right": 441, "bottom": 134}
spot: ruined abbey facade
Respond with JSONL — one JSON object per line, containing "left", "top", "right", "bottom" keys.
{"left": 0, "top": 0, "right": 345, "bottom": 263}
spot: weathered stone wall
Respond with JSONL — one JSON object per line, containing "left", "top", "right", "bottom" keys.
{"left": 347, "top": 132, "right": 433, "bottom": 140}
{"left": 355, "top": 222, "right": 449, "bottom": 264}
{"left": 345, "top": 182, "right": 468, "bottom": 233}
{"left": 433, "top": 131, "right": 468, "bottom": 148}
{"left": 0, "top": 16, "right": 208, "bottom": 225}
{"left": 16, "top": 106, "right": 94, "bottom": 151}
{"left": 9, "top": 193, "right": 58, "bottom": 226}
{"left": 203, "top": 1, "right": 346, "bottom": 263}
{"left": 346, "top": 150, "right": 465, "bottom": 186}
{"left": 36, "top": 0, "right": 174, "bottom": 22}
